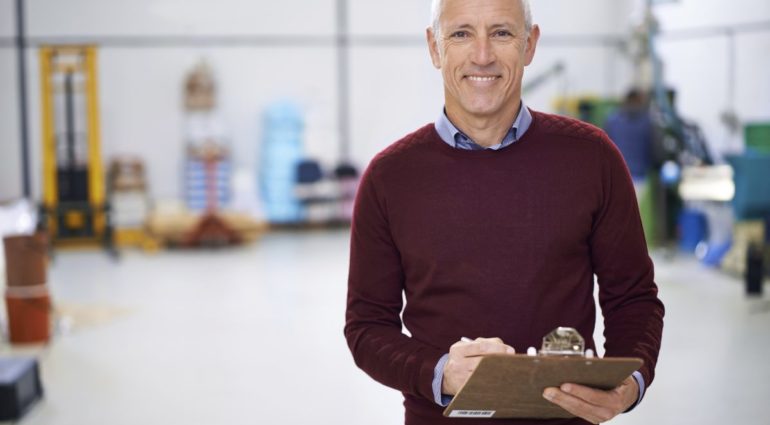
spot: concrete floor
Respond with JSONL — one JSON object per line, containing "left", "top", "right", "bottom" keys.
{"left": 1, "top": 229, "right": 768, "bottom": 425}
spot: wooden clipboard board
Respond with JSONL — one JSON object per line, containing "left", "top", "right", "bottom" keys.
{"left": 443, "top": 354, "right": 643, "bottom": 419}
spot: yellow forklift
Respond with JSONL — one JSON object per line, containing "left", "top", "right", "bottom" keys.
{"left": 38, "top": 45, "right": 114, "bottom": 254}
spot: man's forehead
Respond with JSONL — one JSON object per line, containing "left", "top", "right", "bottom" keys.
{"left": 440, "top": 0, "right": 524, "bottom": 26}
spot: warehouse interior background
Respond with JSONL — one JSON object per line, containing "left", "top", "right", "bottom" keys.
{"left": 0, "top": 0, "right": 769, "bottom": 423}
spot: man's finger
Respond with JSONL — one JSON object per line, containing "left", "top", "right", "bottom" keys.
{"left": 452, "top": 341, "right": 514, "bottom": 357}
{"left": 451, "top": 337, "right": 515, "bottom": 357}
{"left": 542, "top": 387, "right": 614, "bottom": 424}
{"left": 558, "top": 383, "right": 617, "bottom": 410}
{"left": 476, "top": 337, "right": 504, "bottom": 345}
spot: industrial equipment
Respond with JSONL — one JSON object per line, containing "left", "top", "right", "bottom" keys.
{"left": 38, "top": 46, "right": 113, "bottom": 252}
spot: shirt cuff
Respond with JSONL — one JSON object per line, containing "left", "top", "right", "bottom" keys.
{"left": 625, "top": 371, "right": 646, "bottom": 413}
{"left": 432, "top": 353, "right": 453, "bottom": 406}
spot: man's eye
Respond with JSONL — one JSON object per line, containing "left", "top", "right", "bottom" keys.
{"left": 450, "top": 31, "right": 469, "bottom": 38}
{"left": 493, "top": 30, "right": 512, "bottom": 37}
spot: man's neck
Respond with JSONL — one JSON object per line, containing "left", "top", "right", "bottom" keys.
{"left": 446, "top": 101, "right": 522, "bottom": 148}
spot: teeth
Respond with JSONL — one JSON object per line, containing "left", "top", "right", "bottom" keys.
{"left": 467, "top": 76, "right": 497, "bottom": 82}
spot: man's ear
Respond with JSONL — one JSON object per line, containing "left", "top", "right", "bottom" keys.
{"left": 524, "top": 24, "right": 540, "bottom": 66}
{"left": 427, "top": 27, "right": 442, "bottom": 69}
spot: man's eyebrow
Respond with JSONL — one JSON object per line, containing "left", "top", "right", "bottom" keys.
{"left": 444, "top": 23, "right": 474, "bottom": 32}
{"left": 489, "top": 22, "right": 515, "bottom": 30}
{"left": 445, "top": 22, "right": 517, "bottom": 32}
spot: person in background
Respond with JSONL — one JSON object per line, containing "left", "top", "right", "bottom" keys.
{"left": 344, "top": 1, "right": 665, "bottom": 424}
{"left": 604, "top": 88, "right": 654, "bottom": 196}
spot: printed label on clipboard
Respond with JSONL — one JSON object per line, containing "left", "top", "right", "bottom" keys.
{"left": 448, "top": 410, "right": 495, "bottom": 418}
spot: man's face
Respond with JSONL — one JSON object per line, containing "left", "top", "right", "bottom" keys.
{"left": 427, "top": 0, "right": 539, "bottom": 122}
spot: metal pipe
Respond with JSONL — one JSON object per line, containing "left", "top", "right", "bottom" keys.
{"left": 659, "top": 20, "right": 770, "bottom": 41}
{"left": 0, "top": 34, "right": 628, "bottom": 49}
{"left": 0, "top": 21, "right": 767, "bottom": 50}
{"left": 64, "top": 72, "right": 77, "bottom": 169}
{"left": 336, "top": 0, "right": 350, "bottom": 162}
{"left": 727, "top": 30, "right": 736, "bottom": 110}
{"left": 15, "top": 0, "right": 31, "bottom": 198}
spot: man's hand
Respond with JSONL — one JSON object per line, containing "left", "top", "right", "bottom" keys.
{"left": 542, "top": 376, "right": 639, "bottom": 424}
{"left": 441, "top": 337, "right": 515, "bottom": 396}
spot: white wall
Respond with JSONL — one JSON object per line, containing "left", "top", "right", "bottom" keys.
{"left": 10, "top": 0, "right": 736, "bottom": 202}
{"left": 21, "top": 46, "right": 339, "bottom": 201}
{"left": 0, "top": 49, "right": 20, "bottom": 201}
{"left": 1, "top": 0, "right": 21, "bottom": 200}
{"left": 25, "top": 0, "right": 336, "bottom": 37}
{"left": 653, "top": 0, "right": 770, "bottom": 158}
{"left": 4, "top": 0, "right": 339, "bottom": 201}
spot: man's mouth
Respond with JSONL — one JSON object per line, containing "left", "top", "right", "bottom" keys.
{"left": 465, "top": 75, "right": 500, "bottom": 82}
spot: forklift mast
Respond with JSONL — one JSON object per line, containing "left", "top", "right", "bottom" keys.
{"left": 39, "top": 45, "right": 111, "bottom": 250}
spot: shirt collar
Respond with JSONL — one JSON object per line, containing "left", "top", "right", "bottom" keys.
{"left": 435, "top": 101, "right": 532, "bottom": 151}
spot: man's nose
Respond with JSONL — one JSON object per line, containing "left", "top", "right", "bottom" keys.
{"left": 470, "top": 37, "right": 495, "bottom": 66}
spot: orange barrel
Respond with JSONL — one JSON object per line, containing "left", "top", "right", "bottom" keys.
{"left": 5, "top": 285, "right": 51, "bottom": 344}
{"left": 3, "top": 233, "right": 48, "bottom": 287}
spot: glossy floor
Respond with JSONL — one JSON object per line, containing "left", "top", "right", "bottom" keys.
{"left": 2, "top": 230, "right": 768, "bottom": 425}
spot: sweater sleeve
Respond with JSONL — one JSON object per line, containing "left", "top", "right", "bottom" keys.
{"left": 590, "top": 135, "right": 665, "bottom": 387}
{"left": 344, "top": 160, "right": 445, "bottom": 402}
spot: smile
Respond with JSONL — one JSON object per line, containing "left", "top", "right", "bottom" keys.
{"left": 465, "top": 76, "right": 499, "bottom": 82}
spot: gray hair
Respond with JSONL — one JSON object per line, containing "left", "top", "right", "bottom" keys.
{"left": 430, "top": 0, "right": 533, "bottom": 39}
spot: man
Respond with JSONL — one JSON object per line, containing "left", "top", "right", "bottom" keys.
{"left": 344, "top": 1, "right": 664, "bottom": 424}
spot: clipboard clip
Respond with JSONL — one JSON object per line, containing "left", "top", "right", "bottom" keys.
{"left": 530, "top": 327, "right": 594, "bottom": 358}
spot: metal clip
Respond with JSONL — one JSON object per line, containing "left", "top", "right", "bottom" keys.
{"left": 539, "top": 327, "right": 585, "bottom": 357}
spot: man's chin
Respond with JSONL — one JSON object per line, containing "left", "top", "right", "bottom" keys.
{"left": 458, "top": 103, "right": 504, "bottom": 119}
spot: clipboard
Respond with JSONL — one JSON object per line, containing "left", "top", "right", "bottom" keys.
{"left": 443, "top": 354, "right": 643, "bottom": 419}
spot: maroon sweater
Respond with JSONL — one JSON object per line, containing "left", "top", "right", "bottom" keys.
{"left": 345, "top": 111, "right": 665, "bottom": 425}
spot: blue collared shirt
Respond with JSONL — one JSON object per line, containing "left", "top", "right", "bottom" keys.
{"left": 434, "top": 102, "right": 532, "bottom": 150}
{"left": 430, "top": 101, "right": 646, "bottom": 411}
